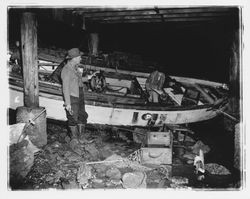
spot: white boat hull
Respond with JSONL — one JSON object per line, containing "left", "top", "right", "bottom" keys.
{"left": 9, "top": 86, "right": 218, "bottom": 126}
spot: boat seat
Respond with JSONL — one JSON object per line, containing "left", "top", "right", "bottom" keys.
{"left": 181, "top": 88, "right": 200, "bottom": 106}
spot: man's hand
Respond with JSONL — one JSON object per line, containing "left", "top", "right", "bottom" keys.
{"left": 65, "top": 104, "right": 73, "bottom": 115}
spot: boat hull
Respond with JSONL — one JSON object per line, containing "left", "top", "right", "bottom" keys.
{"left": 9, "top": 85, "right": 218, "bottom": 126}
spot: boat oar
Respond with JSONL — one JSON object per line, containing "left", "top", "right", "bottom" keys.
{"left": 214, "top": 109, "right": 239, "bottom": 123}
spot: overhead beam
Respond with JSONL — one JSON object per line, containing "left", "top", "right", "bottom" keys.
{"left": 92, "top": 17, "right": 224, "bottom": 24}
{"left": 86, "top": 11, "right": 233, "bottom": 21}
{"left": 75, "top": 7, "right": 235, "bottom": 18}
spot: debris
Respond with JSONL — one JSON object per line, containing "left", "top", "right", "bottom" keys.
{"left": 169, "top": 176, "right": 189, "bottom": 185}
{"left": 99, "top": 147, "right": 114, "bottom": 159}
{"left": 9, "top": 123, "right": 26, "bottom": 145}
{"left": 105, "top": 167, "right": 122, "bottom": 180}
{"left": 91, "top": 178, "right": 106, "bottom": 188}
{"left": 64, "top": 136, "right": 71, "bottom": 143}
{"left": 61, "top": 180, "right": 80, "bottom": 189}
{"left": 69, "top": 138, "right": 83, "bottom": 155}
{"left": 110, "top": 179, "right": 122, "bottom": 186}
{"left": 133, "top": 128, "right": 147, "bottom": 144}
{"left": 54, "top": 170, "right": 65, "bottom": 181}
{"left": 84, "top": 143, "right": 100, "bottom": 159}
{"left": 205, "top": 163, "right": 231, "bottom": 175}
{"left": 9, "top": 123, "right": 40, "bottom": 180}
{"left": 103, "top": 154, "right": 152, "bottom": 172}
{"left": 191, "top": 140, "right": 210, "bottom": 155}
{"left": 183, "top": 153, "right": 196, "bottom": 160}
{"left": 187, "top": 160, "right": 194, "bottom": 165}
{"left": 122, "top": 171, "right": 147, "bottom": 188}
{"left": 45, "top": 175, "right": 54, "bottom": 183}
{"left": 194, "top": 150, "right": 205, "bottom": 174}
{"left": 77, "top": 163, "right": 92, "bottom": 188}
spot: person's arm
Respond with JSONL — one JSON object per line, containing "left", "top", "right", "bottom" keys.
{"left": 61, "top": 69, "right": 71, "bottom": 106}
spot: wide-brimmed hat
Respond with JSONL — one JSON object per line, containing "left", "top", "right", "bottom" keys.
{"left": 66, "top": 48, "right": 83, "bottom": 59}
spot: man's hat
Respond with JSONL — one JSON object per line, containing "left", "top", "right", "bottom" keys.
{"left": 66, "top": 48, "right": 83, "bottom": 59}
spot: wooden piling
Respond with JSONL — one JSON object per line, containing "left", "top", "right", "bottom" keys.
{"left": 20, "top": 12, "right": 39, "bottom": 108}
{"left": 18, "top": 12, "right": 47, "bottom": 147}
{"left": 88, "top": 33, "right": 99, "bottom": 56}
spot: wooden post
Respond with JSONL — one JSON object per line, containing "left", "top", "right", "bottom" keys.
{"left": 229, "top": 30, "right": 240, "bottom": 119}
{"left": 20, "top": 12, "right": 39, "bottom": 108}
{"left": 88, "top": 33, "right": 99, "bottom": 56}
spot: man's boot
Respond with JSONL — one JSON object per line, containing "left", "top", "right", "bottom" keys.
{"left": 69, "top": 126, "right": 79, "bottom": 139}
{"left": 77, "top": 124, "right": 85, "bottom": 139}
{"left": 77, "top": 124, "right": 93, "bottom": 143}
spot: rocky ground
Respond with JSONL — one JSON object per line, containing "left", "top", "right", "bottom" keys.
{"left": 9, "top": 120, "right": 240, "bottom": 190}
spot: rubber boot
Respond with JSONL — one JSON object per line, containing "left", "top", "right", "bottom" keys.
{"left": 78, "top": 124, "right": 85, "bottom": 140}
{"left": 69, "top": 126, "right": 79, "bottom": 139}
{"left": 78, "top": 124, "right": 93, "bottom": 143}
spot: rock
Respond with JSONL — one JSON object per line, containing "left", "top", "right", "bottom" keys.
{"left": 9, "top": 140, "right": 37, "bottom": 179}
{"left": 191, "top": 140, "right": 210, "bottom": 155}
{"left": 77, "top": 163, "right": 92, "bottom": 186}
{"left": 51, "top": 141, "right": 61, "bottom": 148}
{"left": 110, "top": 179, "right": 122, "bottom": 186}
{"left": 92, "top": 178, "right": 104, "bottom": 184}
{"left": 187, "top": 160, "right": 194, "bottom": 164}
{"left": 45, "top": 175, "right": 54, "bottom": 183}
{"left": 99, "top": 147, "right": 114, "bottom": 159}
{"left": 103, "top": 154, "right": 128, "bottom": 168}
{"left": 205, "top": 163, "right": 231, "bottom": 175}
{"left": 9, "top": 123, "right": 26, "bottom": 144}
{"left": 65, "top": 136, "right": 71, "bottom": 143}
{"left": 62, "top": 180, "right": 80, "bottom": 189}
{"left": 9, "top": 123, "right": 40, "bottom": 179}
{"left": 105, "top": 167, "right": 122, "bottom": 180}
{"left": 60, "top": 132, "right": 67, "bottom": 138}
{"left": 54, "top": 170, "right": 65, "bottom": 181}
{"left": 122, "top": 171, "right": 147, "bottom": 188}
{"left": 69, "top": 139, "right": 83, "bottom": 155}
{"left": 120, "top": 153, "right": 126, "bottom": 157}
{"left": 67, "top": 155, "right": 81, "bottom": 162}
{"left": 84, "top": 144, "right": 100, "bottom": 159}
{"left": 94, "top": 164, "right": 108, "bottom": 178}
{"left": 91, "top": 178, "right": 106, "bottom": 189}
{"left": 170, "top": 176, "right": 189, "bottom": 185}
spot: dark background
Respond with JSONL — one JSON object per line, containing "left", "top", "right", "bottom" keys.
{"left": 8, "top": 8, "right": 240, "bottom": 83}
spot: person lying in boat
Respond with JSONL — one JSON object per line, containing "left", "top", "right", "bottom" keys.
{"left": 61, "top": 48, "right": 89, "bottom": 141}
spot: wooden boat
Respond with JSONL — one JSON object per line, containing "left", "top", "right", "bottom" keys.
{"left": 8, "top": 55, "right": 229, "bottom": 127}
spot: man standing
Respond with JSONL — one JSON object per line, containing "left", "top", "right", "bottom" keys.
{"left": 61, "top": 48, "right": 88, "bottom": 140}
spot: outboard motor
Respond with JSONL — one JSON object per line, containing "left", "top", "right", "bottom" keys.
{"left": 89, "top": 71, "right": 106, "bottom": 93}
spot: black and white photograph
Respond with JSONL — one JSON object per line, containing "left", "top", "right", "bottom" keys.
{"left": 1, "top": 0, "right": 249, "bottom": 197}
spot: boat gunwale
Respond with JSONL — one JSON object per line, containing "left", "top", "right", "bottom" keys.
{"left": 9, "top": 84, "right": 215, "bottom": 112}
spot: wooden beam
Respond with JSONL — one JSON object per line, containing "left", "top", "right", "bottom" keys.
{"left": 96, "top": 17, "right": 218, "bottom": 24}
{"left": 85, "top": 11, "right": 232, "bottom": 20}
{"left": 20, "top": 12, "right": 39, "bottom": 107}
{"left": 77, "top": 7, "right": 235, "bottom": 17}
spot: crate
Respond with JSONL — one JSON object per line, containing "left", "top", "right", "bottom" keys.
{"left": 146, "top": 131, "right": 172, "bottom": 147}
{"left": 141, "top": 147, "right": 172, "bottom": 165}
{"left": 141, "top": 131, "right": 173, "bottom": 165}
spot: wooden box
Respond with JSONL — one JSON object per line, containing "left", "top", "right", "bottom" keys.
{"left": 141, "top": 147, "right": 172, "bottom": 165}
{"left": 146, "top": 131, "right": 172, "bottom": 147}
